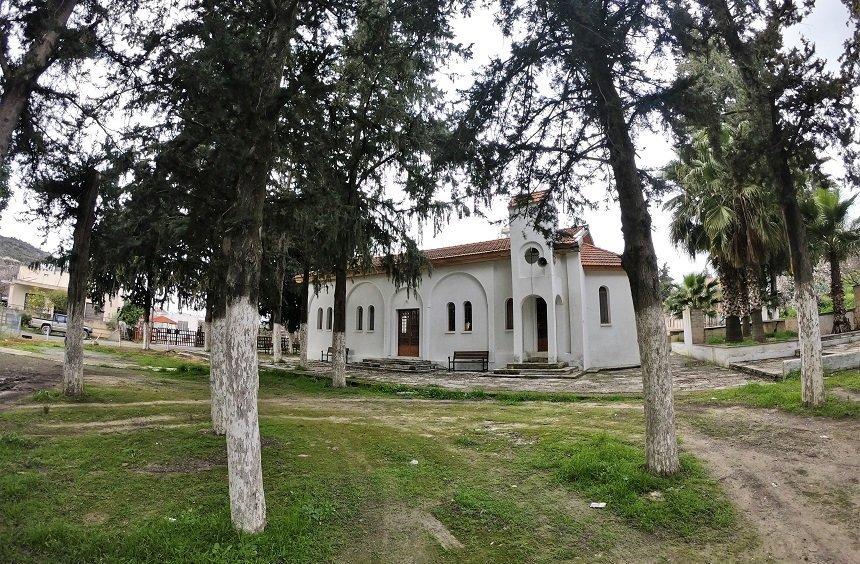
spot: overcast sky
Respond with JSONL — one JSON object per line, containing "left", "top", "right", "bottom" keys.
{"left": 1, "top": 0, "right": 855, "bottom": 283}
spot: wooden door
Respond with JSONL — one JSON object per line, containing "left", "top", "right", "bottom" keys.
{"left": 536, "top": 297, "right": 548, "bottom": 352}
{"left": 397, "top": 309, "right": 420, "bottom": 357}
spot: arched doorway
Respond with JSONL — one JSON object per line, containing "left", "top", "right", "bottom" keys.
{"left": 535, "top": 296, "right": 548, "bottom": 352}
{"left": 522, "top": 295, "right": 549, "bottom": 356}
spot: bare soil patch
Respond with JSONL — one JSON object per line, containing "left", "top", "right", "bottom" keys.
{"left": 679, "top": 405, "right": 860, "bottom": 563}
{"left": 0, "top": 351, "right": 148, "bottom": 408}
{"left": 0, "top": 352, "right": 61, "bottom": 406}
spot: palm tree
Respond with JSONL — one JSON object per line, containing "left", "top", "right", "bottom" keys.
{"left": 665, "top": 125, "right": 785, "bottom": 342}
{"left": 806, "top": 187, "right": 860, "bottom": 333}
{"left": 664, "top": 273, "right": 722, "bottom": 318}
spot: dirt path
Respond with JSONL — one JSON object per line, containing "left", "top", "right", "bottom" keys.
{"left": 679, "top": 406, "right": 860, "bottom": 563}
{"left": 0, "top": 352, "right": 157, "bottom": 409}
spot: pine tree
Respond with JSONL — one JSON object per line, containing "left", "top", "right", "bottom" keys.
{"left": 694, "top": 0, "right": 856, "bottom": 406}
{"left": 448, "top": 0, "right": 684, "bottom": 475}
{"left": 285, "top": 0, "right": 462, "bottom": 387}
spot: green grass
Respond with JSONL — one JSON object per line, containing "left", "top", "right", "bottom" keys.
{"left": 0, "top": 349, "right": 757, "bottom": 562}
{"left": 685, "top": 370, "right": 860, "bottom": 418}
{"left": 259, "top": 368, "right": 637, "bottom": 404}
{"left": 84, "top": 344, "right": 209, "bottom": 373}
{"left": 706, "top": 330, "right": 798, "bottom": 346}
{"left": 0, "top": 337, "right": 208, "bottom": 374}
{"left": 530, "top": 433, "right": 736, "bottom": 540}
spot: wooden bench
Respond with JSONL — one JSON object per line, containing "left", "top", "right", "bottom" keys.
{"left": 448, "top": 350, "right": 489, "bottom": 372}
{"left": 257, "top": 335, "right": 273, "bottom": 354}
{"left": 321, "top": 347, "right": 350, "bottom": 362}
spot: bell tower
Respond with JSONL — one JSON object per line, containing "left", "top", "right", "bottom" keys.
{"left": 508, "top": 190, "right": 560, "bottom": 362}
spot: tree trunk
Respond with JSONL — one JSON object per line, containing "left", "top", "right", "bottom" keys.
{"left": 331, "top": 262, "right": 347, "bottom": 388}
{"left": 769, "top": 131, "right": 824, "bottom": 406}
{"left": 299, "top": 267, "right": 309, "bottom": 364}
{"left": 62, "top": 170, "right": 99, "bottom": 397}
{"left": 210, "top": 289, "right": 228, "bottom": 436}
{"left": 739, "top": 271, "right": 751, "bottom": 338}
{"left": 704, "top": 0, "right": 824, "bottom": 406}
{"left": 0, "top": 0, "right": 78, "bottom": 162}
{"left": 583, "top": 47, "right": 679, "bottom": 475}
{"left": 218, "top": 1, "right": 298, "bottom": 531}
{"left": 272, "top": 320, "right": 283, "bottom": 363}
{"left": 748, "top": 267, "right": 765, "bottom": 342}
{"left": 223, "top": 293, "right": 265, "bottom": 532}
{"left": 142, "top": 279, "right": 153, "bottom": 350}
{"left": 272, "top": 237, "right": 287, "bottom": 363}
{"left": 829, "top": 254, "right": 852, "bottom": 333}
{"left": 204, "top": 291, "right": 214, "bottom": 351}
{"left": 718, "top": 263, "right": 744, "bottom": 342}
{"left": 725, "top": 315, "right": 741, "bottom": 342}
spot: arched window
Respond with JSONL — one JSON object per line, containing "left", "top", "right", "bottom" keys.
{"left": 505, "top": 298, "right": 514, "bottom": 330}
{"left": 447, "top": 302, "right": 456, "bottom": 332}
{"left": 326, "top": 307, "right": 333, "bottom": 330}
{"left": 317, "top": 308, "right": 323, "bottom": 330}
{"left": 599, "top": 286, "right": 611, "bottom": 325}
{"left": 356, "top": 306, "right": 363, "bottom": 330}
{"left": 463, "top": 301, "right": 472, "bottom": 332}
{"left": 368, "top": 305, "right": 375, "bottom": 331}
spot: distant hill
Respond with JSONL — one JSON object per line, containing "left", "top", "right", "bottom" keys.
{"left": 1, "top": 236, "right": 49, "bottom": 299}
{"left": 0, "top": 235, "right": 48, "bottom": 266}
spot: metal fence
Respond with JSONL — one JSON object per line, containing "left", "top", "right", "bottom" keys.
{"left": 257, "top": 335, "right": 300, "bottom": 355}
{"left": 0, "top": 306, "right": 22, "bottom": 339}
{"left": 129, "top": 327, "right": 204, "bottom": 347}
{"left": 665, "top": 313, "right": 727, "bottom": 332}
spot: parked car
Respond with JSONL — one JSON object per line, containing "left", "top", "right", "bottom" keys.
{"left": 28, "top": 312, "right": 92, "bottom": 339}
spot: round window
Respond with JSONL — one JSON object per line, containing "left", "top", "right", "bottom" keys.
{"left": 524, "top": 247, "right": 540, "bottom": 264}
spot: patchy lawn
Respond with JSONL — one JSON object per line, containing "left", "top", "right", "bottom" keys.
{"left": 0, "top": 337, "right": 208, "bottom": 373}
{"left": 683, "top": 370, "right": 860, "bottom": 419}
{"left": 0, "top": 353, "right": 754, "bottom": 563}
{"left": 706, "top": 330, "right": 798, "bottom": 346}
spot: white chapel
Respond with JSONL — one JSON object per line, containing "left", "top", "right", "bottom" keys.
{"left": 307, "top": 190, "right": 641, "bottom": 371}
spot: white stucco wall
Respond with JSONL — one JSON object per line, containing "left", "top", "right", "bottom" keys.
{"left": 307, "top": 287, "right": 335, "bottom": 360}
{"left": 304, "top": 227, "right": 641, "bottom": 370}
{"left": 344, "top": 281, "right": 385, "bottom": 359}
{"left": 427, "top": 270, "right": 490, "bottom": 363}
{"left": 581, "top": 270, "right": 640, "bottom": 369}
{"left": 492, "top": 262, "right": 515, "bottom": 365}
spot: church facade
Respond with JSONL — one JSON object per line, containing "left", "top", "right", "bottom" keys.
{"left": 307, "top": 191, "right": 641, "bottom": 370}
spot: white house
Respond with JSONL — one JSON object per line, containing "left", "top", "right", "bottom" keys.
{"left": 3, "top": 264, "right": 123, "bottom": 321}
{"left": 307, "top": 191, "right": 641, "bottom": 370}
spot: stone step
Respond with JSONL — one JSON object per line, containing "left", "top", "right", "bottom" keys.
{"left": 504, "top": 362, "right": 568, "bottom": 370}
{"left": 728, "top": 362, "right": 783, "bottom": 381}
{"left": 354, "top": 357, "right": 439, "bottom": 373}
{"left": 490, "top": 366, "right": 582, "bottom": 378}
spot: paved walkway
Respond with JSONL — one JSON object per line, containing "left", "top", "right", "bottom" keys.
{"left": 271, "top": 354, "right": 756, "bottom": 395}
{"left": 2, "top": 341, "right": 758, "bottom": 396}
{"left": 732, "top": 340, "right": 860, "bottom": 379}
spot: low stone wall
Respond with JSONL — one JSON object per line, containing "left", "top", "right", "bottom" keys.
{"left": 782, "top": 313, "right": 837, "bottom": 335}
{"left": 671, "top": 340, "right": 800, "bottom": 367}
{"left": 782, "top": 350, "right": 860, "bottom": 376}
{"left": 703, "top": 319, "right": 788, "bottom": 342}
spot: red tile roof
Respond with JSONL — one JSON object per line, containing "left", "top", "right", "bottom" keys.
{"left": 580, "top": 243, "right": 623, "bottom": 269}
{"left": 508, "top": 189, "right": 552, "bottom": 208}
{"left": 300, "top": 226, "right": 596, "bottom": 282}
{"left": 421, "top": 226, "right": 586, "bottom": 262}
